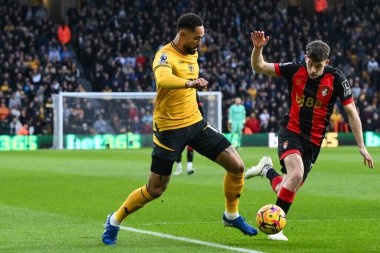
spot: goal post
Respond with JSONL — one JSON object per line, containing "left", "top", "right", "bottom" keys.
{"left": 52, "top": 91, "right": 222, "bottom": 150}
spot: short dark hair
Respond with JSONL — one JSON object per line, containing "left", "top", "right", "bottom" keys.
{"left": 177, "top": 13, "right": 203, "bottom": 32}
{"left": 306, "top": 40, "right": 330, "bottom": 62}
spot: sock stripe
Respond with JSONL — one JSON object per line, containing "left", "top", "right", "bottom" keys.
{"left": 140, "top": 188, "right": 149, "bottom": 201}
{"left": 140, "top": 185, "right": 153, "bottom": 201}
{"left": 278, "top": 186, "right": 295, "bottom": 203}
{"left": 271, "top": 176, "right": 283, "bottom": 192}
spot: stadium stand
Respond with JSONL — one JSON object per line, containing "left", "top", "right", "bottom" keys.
{"left": 0, "top": 0, "right": 379, "bottom": 137}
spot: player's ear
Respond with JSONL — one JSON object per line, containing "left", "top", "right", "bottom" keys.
{"left": 325, "top": 59, "right": 330, "bottom": 65}
{"left": 179, "top": 30, "right": 186, "bottom": 39}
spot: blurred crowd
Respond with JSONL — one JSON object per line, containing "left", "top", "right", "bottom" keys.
{"left": 0, "top": 1, "right": 83, "bottom": 135}
{"left": 0, "top": 0, "right": 379, "bottom": 137}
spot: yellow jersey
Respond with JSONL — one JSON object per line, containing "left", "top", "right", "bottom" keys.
{"left": 152, "top": 42, "right": 202, "bottom": 131}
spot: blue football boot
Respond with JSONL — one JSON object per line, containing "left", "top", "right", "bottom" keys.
{"left": 222, "top": 214, "right": 258, "bottom": 236}
{"left": 102, "top": 212, "right": 120, "bottom": 245}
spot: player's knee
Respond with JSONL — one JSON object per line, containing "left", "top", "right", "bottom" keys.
{"left": 230, "top": 157, "right": 245, "bottom": 173}
{"left": 147, "top": 185, "right": 167, "bottom": 198}
{"left": 289, "top": 171, "right": 303, "bottom": 186}
{"left": 237, "top": 159, "right": 245, "bottom": 173}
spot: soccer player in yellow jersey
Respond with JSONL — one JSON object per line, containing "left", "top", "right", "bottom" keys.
{"left": 102, "top": 13, "right": 257, "bottom": 246}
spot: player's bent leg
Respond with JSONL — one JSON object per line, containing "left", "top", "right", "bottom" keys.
{"left": 282, "top": 154, "right": 304, "bottom": 192}
{"left": 215, "top": 145, "right": 258, "bottom": 236}
{"left": 245, "top": 156, "right": 273, "bottom": 179}
{"left": 102, "top": 181, "right": 159, "bottom": 246}
{"left": 103, "top": 157, "right": 173, "bottom": 246}
{"left": 215, "top": 145, "right": 244, "bottom": 173}
{"left": 146, "top": 172, "right": 171, "bottom": 198}
{"left": 274, "top": 154, "right": 303, "bottom": 217}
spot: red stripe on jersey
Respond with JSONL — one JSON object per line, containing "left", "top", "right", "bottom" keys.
{"left": 287, "top": 67, "right": 308, "bottom": 134}
{"left": 310, "top": 73, "right": 334, "bottom": 145}
{"left": 341, "top": 97, "right": 354, "bottom": 106}
{"left": 274, "top": 63, "right": 281, "bottom": 76}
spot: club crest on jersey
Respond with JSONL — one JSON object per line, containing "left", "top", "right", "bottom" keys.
{"left": 321, "top": 86, "right": 330, "bottom": 97}
{"left": 283, "top": 140, "right": 288, "bottom": 150}
{"left": 188, "top": 64, "right": 194, "bottom": 73}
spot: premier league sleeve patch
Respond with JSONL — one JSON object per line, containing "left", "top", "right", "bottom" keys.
{"left": 159, "top": 53, "right": 168, "bottom": 65}
{"left": 342, "top": 80, "right": 352, "bottom": 97}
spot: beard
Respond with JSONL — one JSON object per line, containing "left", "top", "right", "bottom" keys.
{"left": 184, "top": 45, "right": 198, "bottom": 55}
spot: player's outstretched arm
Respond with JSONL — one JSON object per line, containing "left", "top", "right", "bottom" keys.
{"left": 250, "top": 31, "right": 277, "bottom": 77}
{"left": 343, "top": 102, "right": 374, "bottom": 169}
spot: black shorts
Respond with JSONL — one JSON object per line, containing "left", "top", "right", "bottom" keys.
{"left": 277, "top": 127, "right": 321, "bottom": 181}
{"left": 151, "top": 119, "right": 231, "bottom": 175}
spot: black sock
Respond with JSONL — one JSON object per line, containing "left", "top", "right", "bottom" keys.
{"left": 276, "top": 198, "right": 292, "bottom": 214}
{"left": 276, "top": 186, "right": 296, "bottom": 214}
{"left": 266, "top": 168, "right": 281, "bottom": 183}
{"left": 187, "top": 150, "right": 194, "bottom": 162}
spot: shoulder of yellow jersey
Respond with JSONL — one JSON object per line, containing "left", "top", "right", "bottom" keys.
{"left": 153, "top": 44, "right": 175, "bottom": 69}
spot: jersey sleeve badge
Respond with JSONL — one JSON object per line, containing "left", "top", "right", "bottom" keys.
{"left": 159, "top": 53, "right": 168, "bottom": 65}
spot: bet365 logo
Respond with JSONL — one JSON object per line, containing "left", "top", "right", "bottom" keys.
{"left": 296, "top": 93, "right": 322, "bottom": 108}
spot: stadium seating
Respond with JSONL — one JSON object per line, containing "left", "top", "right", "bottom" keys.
{"left": 0, "top": 0, "right": 379, "bottom": 136}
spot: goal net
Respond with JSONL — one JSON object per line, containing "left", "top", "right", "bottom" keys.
{"left": 52, "top": 92, "right": 222, "bottom": 149}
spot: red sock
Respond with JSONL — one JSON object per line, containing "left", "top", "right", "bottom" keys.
{"left": 271, "top": 176, "right": 283, "bottom": 193}
{"left": 276, "top": 186, "right": 296, "bottom": 214}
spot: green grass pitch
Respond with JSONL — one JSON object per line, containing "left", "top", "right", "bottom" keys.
{"left": 0, "top": 147, "right": 379, "bottom": 253}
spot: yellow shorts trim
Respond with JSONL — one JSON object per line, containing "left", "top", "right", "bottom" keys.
{"left": 153, "top": 134, "right": 175, "bottom": 151}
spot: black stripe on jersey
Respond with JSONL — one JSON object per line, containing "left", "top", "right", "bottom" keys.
{"left": 299, "top": 79, "right": 320, "bottom": 142}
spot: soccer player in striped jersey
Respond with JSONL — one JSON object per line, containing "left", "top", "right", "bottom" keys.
{"left": 102, "top": 13, "right": 257, "bottom": 246}
{"left": 246, "top": 31, "right": 374, "bottom": 241}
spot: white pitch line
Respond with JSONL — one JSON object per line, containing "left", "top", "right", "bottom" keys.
{"left": 130, "top": 218, "right": 380, "bottom": 226}
{"left": 120, "top": 226, "right": 265, "bottom": 253}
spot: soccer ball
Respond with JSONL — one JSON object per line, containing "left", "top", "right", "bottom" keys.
{"left": 256, "top": 204, "right": 286, "bottom": 234}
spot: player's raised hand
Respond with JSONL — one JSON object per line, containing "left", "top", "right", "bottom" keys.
{"left": 359, "top": 147, "right": 374, "bottom": 169}
{"left": 185, "top": 78, "right": 208, "bottom": 89}
{"left": 251, "top": 31, "right": 270, "bottom": 49}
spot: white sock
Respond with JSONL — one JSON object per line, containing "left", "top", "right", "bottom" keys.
{"left": 176, "top": 163, "right": 182, "bottom": 171}
{"left": 110, "top": 213, "right": 122, "bottom": 226}
{"left": 224, "top": 211, "right": 239, "bottom": 220}
{"left": 187, "top": 162, "right": 193, "bottom": 171}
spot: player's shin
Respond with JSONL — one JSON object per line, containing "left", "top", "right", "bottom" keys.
{"left": 224, "top": 172, "right": 244, "bottom": 219}
{"left": 113, "top": 185, "right": 154, "bottom": 225}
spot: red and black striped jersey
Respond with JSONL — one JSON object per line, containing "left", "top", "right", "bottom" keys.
{"left": 274, "top": 62, "right": 353, "bottom": 146}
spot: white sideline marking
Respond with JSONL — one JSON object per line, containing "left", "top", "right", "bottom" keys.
{"left": 120, "top": 226, "right": 265, "bottom": 253}
{"left": 132, "top": 218, "right": 379, "bottom": 226}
